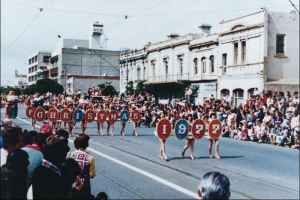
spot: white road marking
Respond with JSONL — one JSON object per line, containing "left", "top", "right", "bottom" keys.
{"left": 16, "top": 117, "right": 198, "bottom": 199}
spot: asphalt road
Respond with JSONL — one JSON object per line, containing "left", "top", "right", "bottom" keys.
{"left": 2, "top": 105, "right": 299, "bottom": 199}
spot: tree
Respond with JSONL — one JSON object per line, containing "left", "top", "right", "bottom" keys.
{"left": 135, "top": 81, "right": 145, "bottom": 94}
{"left": 23, "top": 79, "right": 64, "bottom": 95}
{"left": 98, "top": 83, "right": 117, "bottom": 96}
{"left": 125, "top": 81, "right": 134, "bottom": 95}
{"left": 0, "top": 86, "right": 22, "bottom": 95}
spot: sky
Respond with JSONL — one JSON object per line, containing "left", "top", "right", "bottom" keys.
{"left": 1, "top": 0, "right": 297, "bottom": 86}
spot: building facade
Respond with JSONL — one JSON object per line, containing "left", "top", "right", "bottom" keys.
{"left": 27, "top": 51, "right": 51, "bottom": 85}
{"left": 120, "top": 8, "right": 299, "bottom": 104}
{"left": 26, "top": 22, "right": 120, "bottom": 94}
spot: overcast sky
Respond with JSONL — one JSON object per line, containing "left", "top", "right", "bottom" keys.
{"left": 1, "top": 0, "right": 297, "bottom": 86}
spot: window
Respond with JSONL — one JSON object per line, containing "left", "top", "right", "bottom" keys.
{"left": 201, "top": 57, "right": 206, "bottom": 73}
{"left": 163, "top": 58, "right": 168, "bottom": 79}
{"left": 151, "top": 60, "right": 156, "bottom": 78}
{"left": 43, "top": 56, "right": 50, "bottom": 63}
{"left": 143, "top": 66, "right": 146, "bottom": 80}
{"left": 193, "top": 58, "right": 198, "bottom": 75}
{"left": 209, "top": 55, "right": 214, "bottom": 73}
{"left": 222, "top": 53, "right": 227, "bottom": 66}
{"left": 177, "top": 55, "right": 184, "bottom": 75}
{"left": 276, "top": 34, "right": 285, "bottom": 55}
{"left": 234, "top": 42, "right": 238, "bottom": 64}
{"left": 137, "top": 67, "right": 141, "bottom": 81}
{"left": 28, "top": 59, "right": 31, "bottom": 65}
{"left": 241, "top": 41, "right": 246, "bottom": 63}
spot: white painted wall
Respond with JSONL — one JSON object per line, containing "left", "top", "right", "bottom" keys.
{"left": 266, "top": 11, "right": 299, "bottom": 82}
{"left": 120, "top": 9, "right": 299, "bottom": 98}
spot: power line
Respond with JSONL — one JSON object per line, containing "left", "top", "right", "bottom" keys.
{"left": 7, "top": 8, "right": 44, "bottom": 49}
{"left": 288, "top": 0, "right": 300, "bottom": 13}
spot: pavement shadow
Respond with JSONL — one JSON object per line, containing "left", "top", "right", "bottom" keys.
{"left": 167, "top": 155, "right": 244, "bottom": 161}
{"left": 71, "top": 133, "right": 153, "bottom": 137}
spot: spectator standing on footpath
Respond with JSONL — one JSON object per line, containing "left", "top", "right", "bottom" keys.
{"left": 32, "top": 135, "right": 70, "bottom": 199}
{"left": 1, "top": 126, "right": 29, "bottom": 200}
{"left": 67, "top": 134, "right": 96, "bottom": 199}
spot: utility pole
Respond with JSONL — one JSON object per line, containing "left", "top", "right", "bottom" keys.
{"left": 288, "top": 0, "right": 300, "bottom": 14}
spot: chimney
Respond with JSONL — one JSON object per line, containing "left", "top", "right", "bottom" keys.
{"left": 198, "top": 24, "right": 212, "bottom": 36}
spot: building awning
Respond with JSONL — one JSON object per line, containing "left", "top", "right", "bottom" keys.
{"left": 144, "top": 80, "right": 179, "bottom": 85}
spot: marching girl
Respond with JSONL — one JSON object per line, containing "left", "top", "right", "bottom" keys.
{"left": 181, "top": 115, "right": 195, "bottom": 160}
{"left": 56, "top": 104, "right": 64, "bottom": 129}
{"left": 105, "top": 104, "right": 111, "bottom": 136}
{"left": 120, "top": 105, "right": 129, "bottom": 136}
{"left": 107, "top": 105, "right": 116, "bottom": 136}
{"left": 131, "top": 106, "right": 139, "bottom": 137}
{"left": 68, "top": 103, "right": 75, "bottom": 137}
{"left": 81, "top": 104, "right": 91, "bottom": 135}
{"left": 155, "top": 113, "right": 168, "bottom": 161}
{"left": 96, "top": 104, "right": 105, "bottom": 136}
{"left": 208, "top": 113, "right": 221, "bottom": 159}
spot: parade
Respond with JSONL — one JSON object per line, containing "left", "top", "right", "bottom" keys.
{"left": 3, "top": 86, "right": 300, "bottom": 160}
{"left": 1, "top": 0, "right": 299, "bottom": 199}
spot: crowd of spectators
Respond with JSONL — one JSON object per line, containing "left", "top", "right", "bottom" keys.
{"left": 0, "top": 122, "right": 108, "bottom": 200}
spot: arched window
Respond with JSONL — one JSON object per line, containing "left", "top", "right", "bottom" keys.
{"left": 233, "top": 88, "right": 244, "bottom": 107}
{"left": 209, "top": 55, "right": 214, "bottom": 73}
{"left": 201, "top": 57, "right": 206, "bottom": 73}
{"left": 193, "top": 58, "right": 198, "bottom": 75}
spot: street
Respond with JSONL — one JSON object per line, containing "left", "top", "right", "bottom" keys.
{"left": 3, "top": 105, "right": 299, "bottom": 199}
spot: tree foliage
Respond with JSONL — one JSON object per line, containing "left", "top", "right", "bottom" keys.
{"left": 0, "top": 86, "right": 22, "bottom": 95}
{"left": 125, "top": 81, "right": 134, "bottom": 95}
{"left": 23, "top": 79, "right": 64, "bottom": 95}
{"left": 135, "top": 81, "right": 146, "bottom": 94}
{"left": 98, "top": 83, "right": 117, "bottom": 96}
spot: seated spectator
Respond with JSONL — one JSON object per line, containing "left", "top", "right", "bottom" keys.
{"left": 32, "top": 135, "right": 70, "bottom": 199}
{"left": 197, "top": 171, "right": 231, "bottom": 200}
{"left": 67, "top": 134, "right": 96, "bottom": 199}
{"left": 1, "top": 126, "right": 29, "bottom": 200}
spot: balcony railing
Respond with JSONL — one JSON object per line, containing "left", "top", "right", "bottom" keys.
{"left": 146, "top": 73, "right": 190, "bottom": 83}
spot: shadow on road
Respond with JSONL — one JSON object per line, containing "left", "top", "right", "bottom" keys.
{"left": 167, "top": 155, "right": 244, "bottom": 161}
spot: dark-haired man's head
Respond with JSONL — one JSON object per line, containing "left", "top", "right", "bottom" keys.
{"left": 3, "top": 126, "right": 23, "bottom": 152}
{"left": 22, "top": 130, "right": 38, "bottom": 146}
{"left": 42, "top": 135, "right": 70, "bottom": 166}
{"left": 198, "top": 171, "right": 230, "bottom": 200}
{"left": 74, "top": 134, "right": 89, "bottom": 150}
{"left": 56, "top": 129, "right": 69, "bottom": 140}
{"left": 96, "top": 192, "right": 108, "bottom": 200}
